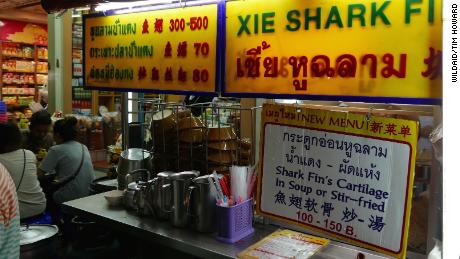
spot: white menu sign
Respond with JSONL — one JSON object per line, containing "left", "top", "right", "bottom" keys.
{"left": 257, "top": 103, "right": 418, "bottom": 258}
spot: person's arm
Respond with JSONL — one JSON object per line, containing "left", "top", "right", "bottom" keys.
{"left": 39, "top": 148, "right": 59, "bottom": 177}
{"left": 0, "top": 163, "right": 20, "bottom": 258}
{"left": 28, "top": 150, "right": 44, "bottom": 178}
{"left": 37, "top": 168, "right": 46, "bottom": 178}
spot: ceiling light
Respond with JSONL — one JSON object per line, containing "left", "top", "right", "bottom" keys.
{"left": 75, "top": 7, "right": 90, "bottom": 11}
{"left": 95, "top": 0, "right": 174, "bottom": 12}
{"left": 113, "top": 0, "right": 219, "bottom": 14}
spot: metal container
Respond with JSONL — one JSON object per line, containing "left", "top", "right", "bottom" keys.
{"left": 189, "top": 175, "right": 217, "bottom": 232}
{"left": 162, "top": 171, "right": 200, "bottom": 228}
{"left": 123, "top": 182, "right": 140, "bottom": 210}
{"left": 69, "top": 216, "right": 114, "bottom": 250}
{"left": 20, "top": 224, "right": 59, "bottom": 259}
{"left": 123, "top": 169, "right": 151, "bottom": 210}
{"left": 117, "top": 148, "right": 153, "bottom": 189}
{"left": 152, "top": 171, "right": 175, "bottom": 220}
{"left": 136, "top": 179, "right": 155, "bottom": 216}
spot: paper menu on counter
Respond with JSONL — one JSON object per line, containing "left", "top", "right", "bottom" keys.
{"left": 238, "top": 229, "right": 329, "bottom": 259}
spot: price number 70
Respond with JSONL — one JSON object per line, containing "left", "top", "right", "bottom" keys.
{"left": 194, "top": 42, "right": 209, "bottom": 56}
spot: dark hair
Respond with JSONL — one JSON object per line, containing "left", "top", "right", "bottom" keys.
{"left": 54, "top": 117, "right": 78, "bottom": 142}
{"left": 0, "top": 123, "right": 22, "bottom": 153}
{"left": 30, "top": 110, "right": 52, "bottom": 129}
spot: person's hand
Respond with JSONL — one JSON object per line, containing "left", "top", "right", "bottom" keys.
{"left": 37, "top": 168, "right": 45, "bottom": 178}
{"left": 29, "top": 102, "right": 44, "bottom": 113}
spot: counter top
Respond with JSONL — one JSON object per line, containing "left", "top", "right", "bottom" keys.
{"left": 62, "top": 192, "right": 276, "bottom": 259}
{"left": 62, "top": 192, "right": 393, "bottom": 259}
{"left": 95, "top": 178, "right": 118, "bottom": 189}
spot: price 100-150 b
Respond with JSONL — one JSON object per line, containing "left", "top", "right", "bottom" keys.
{"left": 296, "top": 211, "right": 356, "bottom": 237}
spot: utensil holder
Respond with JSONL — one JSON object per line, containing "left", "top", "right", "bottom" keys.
{"left": 216, "top": 198, "right": 254, "bottom": 243}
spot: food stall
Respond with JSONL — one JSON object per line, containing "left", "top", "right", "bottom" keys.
{"left": 48, "top": 0, "right": 443, "bottom": 258}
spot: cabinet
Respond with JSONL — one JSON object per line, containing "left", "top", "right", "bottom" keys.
{"left": 92, "top": 91, "right": 122, "bottom": 115}
{"left": 0, "top": 41, "right": 48, "bottom": 110}
{"left": 71, "top": 20, "right": 93, "bottom": 114}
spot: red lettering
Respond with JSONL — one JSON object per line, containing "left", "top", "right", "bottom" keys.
{"left": 178, "top": 67, "right": 187, "bottom": 82}
{"left": 381, "top": 54, "right": 407, "bottom": 78}
{"left": 165, "top": 67, "right": 173, "bottom": 81}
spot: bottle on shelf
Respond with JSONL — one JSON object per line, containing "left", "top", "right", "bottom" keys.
{"left": 114, "top": 97, "right": 121, "bottom": 112}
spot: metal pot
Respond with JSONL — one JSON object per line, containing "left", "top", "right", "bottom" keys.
{"left": 20, "top": 224, "right": 59, "bottom": 259}
{"left": 117, "top": 148, "right": 153, "bottom": 189}
{"left": 70, "top": 216, "right": 114, "bottom": 249}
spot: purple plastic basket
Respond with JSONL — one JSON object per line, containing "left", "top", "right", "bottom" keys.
{"left": 216, "top": 198, "right": 255, "bottom": 243}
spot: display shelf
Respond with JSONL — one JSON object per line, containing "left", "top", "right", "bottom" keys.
{"left": 2, "top": 83, "right": 35, "bottom": 86}
{"left": 2, "top": 95, "right": 35, "bottom": 99}
{"left": 2, "top": 56, "right": 35, "bottom": 60}
{"left": 2, "top": 42, "right": 34, "bottom": 48}
{"left": 71, "top": 16, "right": 89, "bottom": 113}
{"left": 2, "top": 93, "right": 35, "bottom": 95}
{"left": 0, "top": 41, "right": 48, "bottom": 109}
{"left": 7, "top": 104, "right": 30, "bottom": 109}
{"left": 2, "top": 70, "right": 35, "bottom": 74}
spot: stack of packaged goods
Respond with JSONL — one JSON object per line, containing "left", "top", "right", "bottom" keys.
{"left": 0, "top": 101, "right": 6, "bottom": 123}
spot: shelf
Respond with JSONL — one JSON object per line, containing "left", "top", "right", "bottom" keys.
{"left": 2, "top": 83, "right": 35, "bottom": 86}
{"left": 2, "top": 41, "right": 47, "bottom": 46}
{"left": 98, "top": 94, "right": 115, "bottom": 97}
{"left": 2, "top": 42, "right": 33, "bottom": 47}
{"left": 2, "top": 70, "right": 35, "bottom": 74}
{"left": 2, "top": 71, "right": 47, "bottom": 74}
{"left": 2, "top": 70, "right": 46, "bottom": 74}
{"left": 2, "top": 56, "right": 35, "bottom": 60}
{"left": 2, "top": 93, "right": 35, "bottom": 96}
{"left": 5, "top": 104, "right": 30, "bottom": 109}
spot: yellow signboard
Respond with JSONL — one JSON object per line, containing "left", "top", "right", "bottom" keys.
{"left": 84, "top": 4, "right": 219, "bottom": 94}
{"left": 225, "top": 0, "right": 442, "bottom": 102}
{"left": 257, "top": 103, "right": 418, "bottom": 258}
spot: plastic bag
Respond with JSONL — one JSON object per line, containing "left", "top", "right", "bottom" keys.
{"left": 427, "top": 238, "right": 442, "bottom": 259}
{"left": 429, "top": 124, "right": 442, "bottom": 165}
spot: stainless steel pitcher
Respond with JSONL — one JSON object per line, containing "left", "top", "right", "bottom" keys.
{"left": 188, "top": 175, "right": 217, "bottom": 233}
{"left": 152, "top": 171, "right": 175, "bottom": 220}
{"left": 122, "top": 169, "right": 151, "bottom": 211}
{"left": 162, "top": 171, "right": 199, "bottom": 228}
{"left": 136, "top": 179, "right": 155, "bottom": 216}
